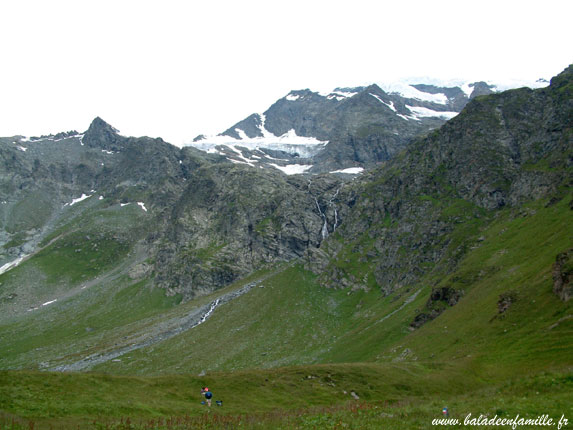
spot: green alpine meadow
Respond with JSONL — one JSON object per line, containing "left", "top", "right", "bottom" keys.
{"left": 0, "top": 65, "right": 571, "bottom": 429}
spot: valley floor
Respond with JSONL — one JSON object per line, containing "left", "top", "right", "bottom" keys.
{"left": 1, "top": 364, "right": 571, "bottom": 429}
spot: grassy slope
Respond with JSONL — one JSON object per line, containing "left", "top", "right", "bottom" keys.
{"left": 1, "top": 199, "right": 144, "bottom": 310}
{"left": 0, "top": 198, "right": 183, "bottom": 370}
{"left": 0, "top": 366, "right": 571, "bottom": 429}
{"left": 397, "top": 196, "right": 573, "bottom": 375}
{"left": 0, "top": 191, "right": 571, "bottom": 426}
{"left": 0, "top": 363, "right": 459, "bottom": 419}
{"left": 89, "top": 193, "right": 572, "bottom": 378}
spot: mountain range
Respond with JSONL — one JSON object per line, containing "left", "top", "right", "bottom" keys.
{"left": 0, "top": 66, "right": 571, "bottom": 428}
{"left": 188, "top": 78, "right": 546, "bottom": 174}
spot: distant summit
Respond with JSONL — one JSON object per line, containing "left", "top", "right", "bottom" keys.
{"left": 83, "top": 117, "right": 124, "bottom": 150}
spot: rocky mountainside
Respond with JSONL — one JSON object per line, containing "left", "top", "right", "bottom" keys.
{"left": 0, "top": 67, "right": 570, "bottom": 379}
{"left": 188, "top": 80, "right": 506, "bottom": 174}
{"left": 0, "top": 119, "right": 190, "bottom": 258}
{"left": 150, "top": 165, "right": 346, "bottom": 298}
{"left": 0, "top": 68, "right": 569, "bottom": 313}
{"left": 308, "top": 65, "right": 572, "bottom": 297}
{"left": 0, "top": 117, "right": 349, "bottom": 307}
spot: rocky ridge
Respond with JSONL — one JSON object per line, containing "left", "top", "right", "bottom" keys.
{"left": 306, "top": 65, "right": 572, "bottom": 297}
{"left": 188, "top": 80, "right": 504, "bottom": 174}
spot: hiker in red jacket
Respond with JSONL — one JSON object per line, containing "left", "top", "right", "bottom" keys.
{"left": 201, "top": 387, "right": 212, "bottom": 406}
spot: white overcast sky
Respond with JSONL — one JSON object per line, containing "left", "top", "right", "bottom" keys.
{"left": 0, "top": 0, "right": 571, "bottom": 146}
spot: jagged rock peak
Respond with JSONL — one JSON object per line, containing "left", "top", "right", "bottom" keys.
{"left": 363, "top": 83, "right": 385, "bottom": 94}
{"left": 86, "top": 117, "right": 119, "bottom": 134}
{"left": 83, "top": 117, "right": 124, "bottom": 150}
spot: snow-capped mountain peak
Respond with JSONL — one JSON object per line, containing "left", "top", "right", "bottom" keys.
{"left": 187, "top": 76, "right": 550, "bottom": 175}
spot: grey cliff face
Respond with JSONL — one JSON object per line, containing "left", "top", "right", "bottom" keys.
{"left": 150, "top": 166, "right": 347, "bottom": 299}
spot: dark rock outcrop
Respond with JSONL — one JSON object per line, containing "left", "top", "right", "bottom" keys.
{"left": 410, "top": 287, "right": 463, "bottom": 328}
{"left": 497, "top": 291, "right": 518, "bottom": 314}
{"left": 553, "top": 249, "right": 573, "bottom": 302}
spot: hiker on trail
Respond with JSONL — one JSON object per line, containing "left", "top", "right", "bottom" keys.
{"left": 201, "top": 387, "right": 213, "bottom": 406}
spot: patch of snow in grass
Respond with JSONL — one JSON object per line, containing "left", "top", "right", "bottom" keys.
{"left": 0, "top": 255, "right": 27, "bottom": 275}
{"left": 330, "top": 167, "right": 364, "bottom": 174}
{"left": 65, "top": 193, "right": 93, "bottom": 207}
{"left": 269, "top": 163, "right": 313, "bottom": 175}
{"left": 42, "top": 299, "right": 57, "bottom": 307}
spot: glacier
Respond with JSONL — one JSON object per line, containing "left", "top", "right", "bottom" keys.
{"left": 188, "top": 125, "right": 328, "bottom": 159}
